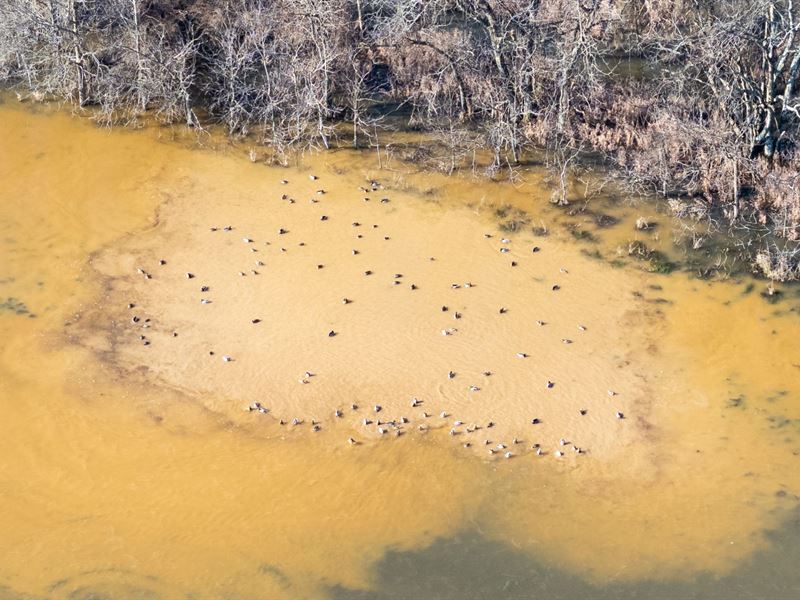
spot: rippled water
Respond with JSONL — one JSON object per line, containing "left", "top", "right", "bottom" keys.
{"left": 0, "top": 99, "right": 798, "bottom": 600}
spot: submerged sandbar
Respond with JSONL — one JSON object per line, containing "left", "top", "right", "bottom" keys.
{"left": 82, "top": 151, "right": 654, "bottom": 463}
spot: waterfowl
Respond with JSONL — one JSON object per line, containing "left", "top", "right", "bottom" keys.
{"left": 546, "top": 380, "right": 554, "bottom": 388}
{"left": 201, "top": 285, "right": 210, "bottom": 292}
{"left": 516, "top": 352, "right": 528, "bottom": 358}
{"left": 499, "top": 307, "right": 508, "bottom": 314}
{"left": 348, "top": 437, "right": 357, "bottom": 445}
{"left": 251, "top": 318, "right": 261, "bottom": 324}
{"left": 328, "top": 330, "right": 337, "bottom": 337}
{"left": 504, "top": 451, "right": 513, "bottom": 459}
{"left": 243, "top": 237, "right": 253, "bottom": 243}
{"left": 616, "top": 411, "right": 625, "bottom": 419}
{"left": 222, "top": 355, "right": 233, "bottom": 362}
{"left": 448, "top": 371, "right": 456, "bottom": 379}
{"left": 186, "top": 272, "right": 195, "bottom": 279}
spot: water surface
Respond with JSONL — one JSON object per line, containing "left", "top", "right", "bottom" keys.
{"left": 0, "top": 101, "right": 798, "bottom": 599}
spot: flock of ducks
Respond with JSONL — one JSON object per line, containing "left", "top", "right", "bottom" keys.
{"left": 124, "top": 173, "right": 629, "bottom": 462}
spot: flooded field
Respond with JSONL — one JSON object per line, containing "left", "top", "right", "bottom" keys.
{"left": 1, "top": 100, "right": 799, "bottom": 600}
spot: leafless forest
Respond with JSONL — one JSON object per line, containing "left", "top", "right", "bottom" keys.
{"left": 2, "top": 1, "right": 800, "bottom": 278}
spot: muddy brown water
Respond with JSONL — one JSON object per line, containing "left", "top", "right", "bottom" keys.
{"left": 0, "top": 101, "right": 798, "bottom": 600}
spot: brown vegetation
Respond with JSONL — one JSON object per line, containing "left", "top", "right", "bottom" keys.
{"left": 2, "top": 1, "right": 800, "bottom": 277}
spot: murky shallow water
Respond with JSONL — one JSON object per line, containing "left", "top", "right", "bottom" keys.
{"left": 1, "top": 100, "right": 799, "bottom": 600}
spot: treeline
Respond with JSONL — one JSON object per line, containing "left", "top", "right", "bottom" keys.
{"left": 1, "top": 1, "right": 799, "bottom": 277}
